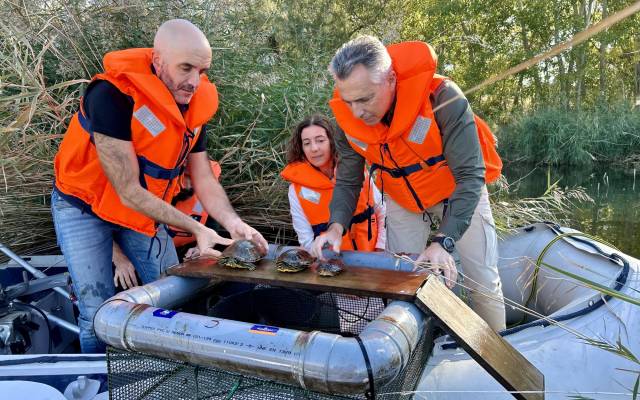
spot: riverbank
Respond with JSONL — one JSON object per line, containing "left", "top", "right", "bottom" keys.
{"left": 501, "top": 163, "right": 639, "bottom": 258}
{"left": 497, "top": 105, "right": 640, "bottom": 167}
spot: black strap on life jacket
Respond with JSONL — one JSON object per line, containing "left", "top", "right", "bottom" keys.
{"left": 369, "top": 143, "right": 445, "bottom": 212}
{"left": 369, "top": 154, "right": 445, "bottom": 178}
{"left": 311, "top": 205, "right": 374, "bottom": 240}
{"left": 136, "top": 156, "right": 184, "bottom": 190}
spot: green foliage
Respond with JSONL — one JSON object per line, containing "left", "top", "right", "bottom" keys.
{"left": 401, "top": 0, "right": 640, "bottom": 120}
{"left": 497, "top": 104, "right": 640, "bottom": 166}
{"left": 1, "top": 0, "right": 636, "bottom": 252}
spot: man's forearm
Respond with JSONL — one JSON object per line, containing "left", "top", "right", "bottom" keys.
{"left": 329, "top": 126, "right": 365, "bottom": 228}
{"left": 123, "top": 184, "right": 204, "bottom": 234}
{"left": 193, "top": 178, "right": 241, "bottom": 230}
{"left": 93, "top": 131, "right": 204, "bottom": 235}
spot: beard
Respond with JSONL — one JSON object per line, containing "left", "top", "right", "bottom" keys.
{"left": 158, "top": 69, "right": 196, "bottom": 105}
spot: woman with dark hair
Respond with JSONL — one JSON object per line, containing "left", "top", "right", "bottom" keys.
{"left": 281, "top": 114, "right": 386, "bottom": 251}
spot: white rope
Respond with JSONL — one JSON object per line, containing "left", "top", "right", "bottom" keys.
{"left": 377, "top": 389, "right": 634, "bottom": 397}
{"left": 395, "top": 253, "right": 601, "bottom": 341}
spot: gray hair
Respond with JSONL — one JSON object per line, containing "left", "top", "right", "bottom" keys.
{"left": 328, "top": 35, "right": 392, "bottom": 84}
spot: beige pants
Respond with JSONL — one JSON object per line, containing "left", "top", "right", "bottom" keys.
{"left": 385, "top": 186, "right": 506, "bottom": 331}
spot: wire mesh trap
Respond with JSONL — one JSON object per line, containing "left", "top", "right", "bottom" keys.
{"left": 106, "top": 285, "right": 434, "bottom": 400}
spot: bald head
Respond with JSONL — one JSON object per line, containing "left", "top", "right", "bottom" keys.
{"left": 152, "top": 19, "right": 212, "bottom": 104}
{"left": 154, "top": 19, "right": 210, "bottom": 55}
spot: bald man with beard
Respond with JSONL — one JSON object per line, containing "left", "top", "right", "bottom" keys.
{"left": 51, "top": 19, "right": 267, "bottom": 352}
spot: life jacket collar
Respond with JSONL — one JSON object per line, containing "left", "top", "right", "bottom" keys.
{"left": 280, "top": 161, "right": 335, "bottom": 190}
{"left": 329, "top": 41, "right": 438, "bottom": 145}
{"left": 102, "top": 48, "right": 210, "bottom": 128}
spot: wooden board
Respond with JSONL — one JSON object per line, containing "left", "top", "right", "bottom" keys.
{"left": 415, "top": 276, "right": 545, "bottom": 400}
{"left": 166, "top": 257, "right": 429, "bottom": 301}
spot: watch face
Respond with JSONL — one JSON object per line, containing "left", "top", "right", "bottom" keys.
{"left": 436, "top": 236, "right": 454, "bottom": 252}
{"left": 443, "top": 237, "right": 455, "bottom": 252}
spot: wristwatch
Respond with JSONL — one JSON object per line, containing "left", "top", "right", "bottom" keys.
{"left": 432, "top": 236, "right": 455, "bottom": 253}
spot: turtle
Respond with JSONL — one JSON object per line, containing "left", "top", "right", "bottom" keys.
{"left": 315, "top": 258, "right": 345, "bottom": 277}
{"left": 275, "top": 248, "right": 315, "bottom": 273}
{"left": 217, "top": 239, "right": 266, "bottom": 271}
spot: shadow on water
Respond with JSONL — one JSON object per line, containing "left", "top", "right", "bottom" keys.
{"left": 502, "top": 164, "right": 640, "bottom": 258}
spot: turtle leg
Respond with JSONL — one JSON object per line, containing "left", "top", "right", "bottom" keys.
{"left": 241, "top": 261, "right": 257, "bottom": 271}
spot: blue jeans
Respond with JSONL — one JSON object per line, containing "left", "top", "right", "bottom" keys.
{"left": 51, "top": 190, "right": 178, "bottom": 353}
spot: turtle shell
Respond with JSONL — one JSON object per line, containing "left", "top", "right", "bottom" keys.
{"left": 218, "top": 239, "right": 265, "bottom": 270}
{"left": 316, "top": 258, "right": 344, "bottom": 277}
{"left": 275, "top": 248, "right": 315, "bottom": 273}
{"left": 221, "top": 239, "right": 265, "bottom": 263}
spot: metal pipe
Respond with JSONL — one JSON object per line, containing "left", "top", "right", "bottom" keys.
{"left": 0, "top": 243, "right": 74, "bottom": 303}
{"left": 95, "top": 289, "right": 424, "bottom": 393}
{"left": 109, "top": 275, "right": 214, "bottom": 307}
{"left": 266, "top": 244, "right": 416, "bottom": 271}
{"left": 94, "top": 252, "right": 426, "bottom": 395}
{"left": 43, "top": 310, "right": 80, "bottom": 335}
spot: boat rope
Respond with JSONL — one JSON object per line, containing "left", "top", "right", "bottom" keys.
{"left": 436, "top": 269, "right": 591, "bottom": 342}
{"left": 515, "top": 222, "right": 631, "bottom": 328}
{"left": 375, "top": 389, "right": 637, "bottom": 397}
{"left": 0, "top": 354, "right": 106, "bottom": 366}
{"left": 408, "top": 257, "right": 594, "bottom": 340}
{"left": 405, "top": 238, "right": 598, "bottom": 340}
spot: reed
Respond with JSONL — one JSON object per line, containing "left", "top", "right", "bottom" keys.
{"left": 0, "top": 0, "right": 591, "bottom": 257}
{"left": 498, "top": 105, "right": 640, "bottom": 167}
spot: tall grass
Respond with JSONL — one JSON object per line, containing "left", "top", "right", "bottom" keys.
{"left": 490, "top": 176, "right": 593, "bottom": 235}
{"left": 498, "top": 104, "right": 640, "bottom": 166}
{"left": 0, "top": 0, "right": 592, "bottom": 257}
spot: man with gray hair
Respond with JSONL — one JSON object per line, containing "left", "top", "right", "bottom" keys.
{"left": 52, "top": 19, "right": 267, "bottom": 352}
{"left": 310, "top": 35, "right": 506, "bottom": 331}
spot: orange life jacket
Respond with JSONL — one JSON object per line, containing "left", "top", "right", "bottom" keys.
{"left": 54, "top": 48, "right": 219, "bottom": 236}
{"left": 281, "top": 161, "right": 378, "bottom": 251}
{"left": 170, "top": 160, "right": 222, "bottom": 248}
{"left": 329, "top": 41, "right": 502, "bottom": 213}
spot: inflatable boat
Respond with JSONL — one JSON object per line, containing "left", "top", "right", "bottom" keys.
{"left": 0, "top": 222, "right": 637, "bottom": 399}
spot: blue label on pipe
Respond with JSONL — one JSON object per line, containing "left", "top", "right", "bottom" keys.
{"left": 249, "top": 324, "right": 279, "bottom": 335}
{"left": 152, "top": 309, "right": 178, "bottom": 319}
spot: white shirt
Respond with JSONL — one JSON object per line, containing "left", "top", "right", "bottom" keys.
{"left": 288, "top": 181, "right": 387, "bottom": 251}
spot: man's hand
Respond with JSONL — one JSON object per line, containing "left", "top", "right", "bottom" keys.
{"left": 194, "top": 225, "right": 234, "bottom": 257}
{"left": 225, "top": 219, "right": 268, "bottom": 252}
{"left": 416, "top": 242, "right": 457, "bottom": 289}
{"left": 112, "top": 243, "right": 139, "bottom": 290}
{"left": 184, "top": 246, "right": 200, "bottom": 259}
{"left": 310, "top": 223, "right": 343, "bottom": 259}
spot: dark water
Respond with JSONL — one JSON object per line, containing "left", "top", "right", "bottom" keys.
{"left": 501, "top": 164, "right": 640, "bottom": 259}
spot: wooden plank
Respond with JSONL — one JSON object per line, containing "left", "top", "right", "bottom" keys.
{"left": 415, "top": 276, "right": 544, "bottom": 400}
{"left": 166, "top": 257, "right": 429, "bottom": 301}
